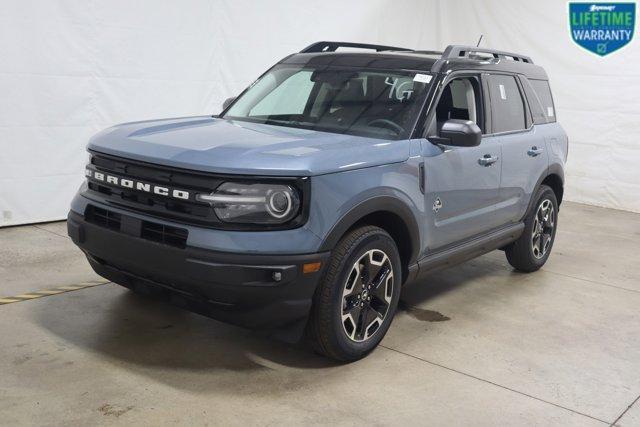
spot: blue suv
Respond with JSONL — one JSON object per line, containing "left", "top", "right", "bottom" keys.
{"left": 68, "top": 42, "right": 568, "bottom": 361}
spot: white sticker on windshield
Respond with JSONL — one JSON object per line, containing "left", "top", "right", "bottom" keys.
{"left": 547, "top": 107, "right": 555, "bottom": 117}
{"left": 413, "top": 73, "right": 432, "bottom": 83}
{"left": 499, "top": 84, "right": 507, "bottom": 100}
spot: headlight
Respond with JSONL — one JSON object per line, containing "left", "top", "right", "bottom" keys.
{"left": 196, "top": 182, "right": 301, "bottom": 224}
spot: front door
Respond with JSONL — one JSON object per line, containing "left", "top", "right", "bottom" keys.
{"left": 421, "top": 74, "right": 504, "bottom": 253}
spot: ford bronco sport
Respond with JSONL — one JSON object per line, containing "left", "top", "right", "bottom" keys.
{"left": 68, "top": 41, "right": 568, "bottom": 361}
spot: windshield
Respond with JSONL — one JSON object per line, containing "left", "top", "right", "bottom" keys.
{"left": 222, "top": 65, "right": 432, "bottom": 140}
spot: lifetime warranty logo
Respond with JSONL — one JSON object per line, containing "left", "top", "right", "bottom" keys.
{"left": 569, "top": 2, "right": 636, "bottom": 56}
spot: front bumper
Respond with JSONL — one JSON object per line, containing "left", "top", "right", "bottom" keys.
{"left": 67, "top": 209, "right": 329, "bottom": 331}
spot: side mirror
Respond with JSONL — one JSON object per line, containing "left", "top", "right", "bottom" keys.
{"left": 428, "top": 119, "right": 482, "bottom": 147}
{"left": 222, "top": 96, "right": 236, "bottom": 110}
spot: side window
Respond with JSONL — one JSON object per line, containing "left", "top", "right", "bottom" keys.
{"left": 529, "top": 79, "right": 556, "bottom": 123}
{"left": 434, "top": 76, "right": 483, "bottom": 133}
{"left": 520, "top": 77, "right": 547, "bottom": 125}
{"left": 250, "top": 71, "right": 314, "bottom": 116}
{"left": 488, "top": 74, "right": 526, "bottom": 133}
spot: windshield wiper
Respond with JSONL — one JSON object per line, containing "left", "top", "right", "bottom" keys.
{"left": 263, "top": 118, "right": 315, "bottom": 129}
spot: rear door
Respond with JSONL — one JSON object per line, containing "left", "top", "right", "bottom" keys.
{"left": 487, "top": 74, "right": 549, "bottom": 222}
{"left": 421, "top": 73, "right": 504, "bottom": 252}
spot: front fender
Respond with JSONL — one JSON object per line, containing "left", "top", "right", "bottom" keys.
{"left": 318, "top": 193, "right": 421, "bottom": 264}
{"left": 305, "top": 162, "right": 424, "bottom": 263}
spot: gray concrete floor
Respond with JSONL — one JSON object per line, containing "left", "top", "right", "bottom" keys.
{"left": 0, "top": 202, "right": 639, "bottom": 426}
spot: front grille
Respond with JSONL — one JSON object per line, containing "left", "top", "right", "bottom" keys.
{"left": 83, "top": 151, "right": 309, "bottom": 230}
{"left": 86, "top": 181, "right": 212, "bottom": 219}
{"left": 141, "top": 221, "right": 188, "bottom": 249}
{"left": 85, "top": 204, "right": 188, "bottom": 249}
{"left": 85, "top": 152, "right": 225, "bottom": 226}
{"left": 85, "top": 205, "right": 122, "bottom": 230}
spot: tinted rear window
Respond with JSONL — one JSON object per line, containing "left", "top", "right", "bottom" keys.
{"left": 520, "top": 77, "right": 546, "bottom": 125}
{"left": 529, "top": 79, "right": 556, "bottom": 123}
{"left": 488, "top": 74, "right": 526, "bottom": 133}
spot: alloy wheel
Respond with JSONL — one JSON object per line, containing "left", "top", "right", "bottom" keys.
{"left": 341, "top": 249, "right": 394, "bottom": 342}
{"left": 531, "top": 199, "right": 555, "bottom": 259}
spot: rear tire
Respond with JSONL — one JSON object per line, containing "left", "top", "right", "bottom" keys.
{"left": 307, "top": 226, "right": 401, "bottom": 362}
{"left": 505, "top": 185, "right": 558, "bottom": 272}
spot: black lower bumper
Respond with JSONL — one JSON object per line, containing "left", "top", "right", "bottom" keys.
{"left": 67, "top": 210, "right": 328, "bottom": 332}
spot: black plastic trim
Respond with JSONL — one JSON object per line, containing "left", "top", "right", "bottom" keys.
{"left": 413, "top": 222, "right": 524, "bottom": 280}
{"left": 318, "top": 195, "right": 420, "bottom": 265}
{"left": 441, "top": 45, "right": 533, "bottom": 64}
{"left": 300, "top": 41, "right": 412, "bottom": 53}
{"left": 522, "top": 165, "right": 565, "bottom": 221}
{"left": 68, "top": 210, "right": 329, "bottom": 331}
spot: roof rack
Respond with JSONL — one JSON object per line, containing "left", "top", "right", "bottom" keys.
{"left": 300, "top": 41, "right": 413, "bottom": 53}
{"left": 413, "top": 50, "right": 444, "bottom": 55}
{"left": 298, "top": 41, "right": 534, "bottom": 65}
{"left": 442, "top": 45, "right": 533, "bottom": 64}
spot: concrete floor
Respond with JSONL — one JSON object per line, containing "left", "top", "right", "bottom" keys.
{"left": 0, "top": 202, "right": 639, "bottom": 426}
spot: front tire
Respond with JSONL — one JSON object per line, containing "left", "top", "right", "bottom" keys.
{"left": 307, "top": 226, "right": 402, "bottom": 361}
{"left": 505, "top": 185, "right": 559, "bottom": 272}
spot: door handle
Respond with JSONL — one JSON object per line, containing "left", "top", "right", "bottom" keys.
{"left": 478, "top": 154, "right": 499, "bottom": 166}
{"left": 527, "top": 146, "right": 544, "bottom": 157}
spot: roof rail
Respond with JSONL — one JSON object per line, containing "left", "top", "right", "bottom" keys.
{"left": 442, "top": 45, "right": 533, "bottom": 64}
{"left": 412, "top": 50, "right": 444, "bottom": 56}
{"left": 300, "top": 41, "right": 413, "bottom": 53}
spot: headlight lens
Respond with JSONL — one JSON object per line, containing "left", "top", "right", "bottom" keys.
{"left": 196, "top": 182, "right": 301, "bottom": 224}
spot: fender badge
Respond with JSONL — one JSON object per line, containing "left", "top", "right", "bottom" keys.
{"left": 433, "top": 197, "right": 443, "bottom": 212}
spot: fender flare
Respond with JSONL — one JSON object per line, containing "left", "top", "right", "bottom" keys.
{"left": 523, "top": 163, "right": 565, "bottom": 220}
{"left": 318, "top": 195, "right": 421, "bottom": 265}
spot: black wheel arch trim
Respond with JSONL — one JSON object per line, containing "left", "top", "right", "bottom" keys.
{"left": 318, "top": 195, "right": 421, "bottom": 267}
{"left": 523, "top": 163, "right": 564, "bottom": 221}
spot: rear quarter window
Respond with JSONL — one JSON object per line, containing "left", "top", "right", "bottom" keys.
{"left": 529, "top": 79, "right": 556, "bottom": 123}
{"left": 520, "top": 77, "right": 546, "bottom": 125}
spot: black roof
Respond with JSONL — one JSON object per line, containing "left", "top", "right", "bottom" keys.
{"left": 280, "top": 41, "right": 548, "bottom": 80}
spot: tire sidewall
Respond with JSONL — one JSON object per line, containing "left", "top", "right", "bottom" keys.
{"left": 327, "top": 231, "right": 402, "bottom": 359}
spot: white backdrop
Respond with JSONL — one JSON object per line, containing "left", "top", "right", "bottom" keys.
{"left": 1, "top": 0, "right": 639, "bottom": 227}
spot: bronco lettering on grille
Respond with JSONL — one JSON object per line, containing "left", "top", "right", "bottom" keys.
{"left": 85, "top": 168, "right": 190, "bottom": 200}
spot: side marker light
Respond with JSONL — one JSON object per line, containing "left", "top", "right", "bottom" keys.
{"left": 303, "top": 262, "right": 322, "bottom": 274}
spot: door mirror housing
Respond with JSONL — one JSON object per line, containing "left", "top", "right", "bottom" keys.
{"left": 429, "top": 119, "right": 482, "bottom": 147}
{"left": 222, "top": 96, "right": 236, "bottom": 110}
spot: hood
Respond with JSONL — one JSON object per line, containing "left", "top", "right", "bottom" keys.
{"left": 87, "top": 116, "right": 411, "bottom": 176}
